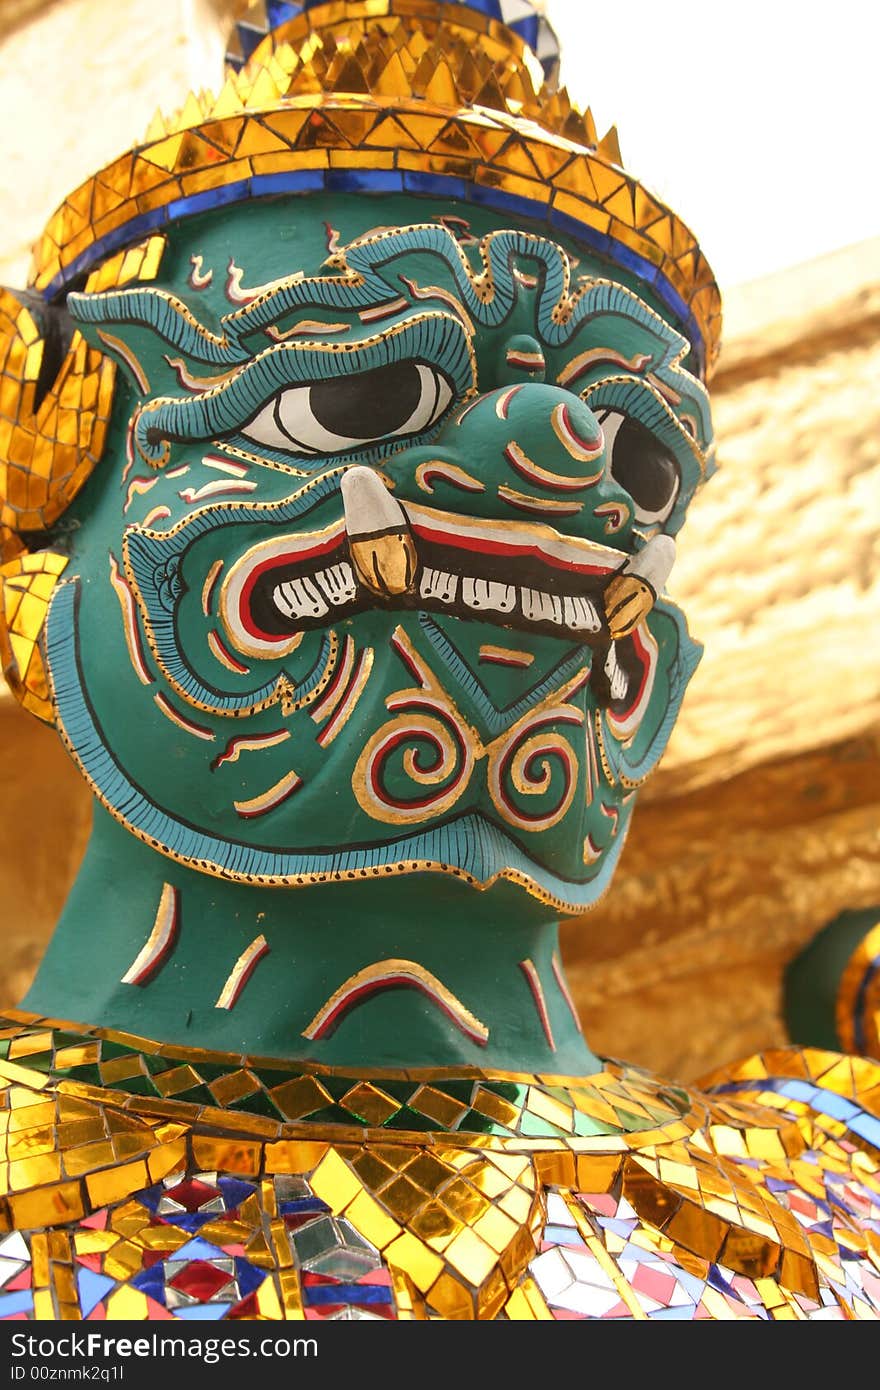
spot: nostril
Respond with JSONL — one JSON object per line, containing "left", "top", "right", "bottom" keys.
{"left": 497, "top": 333, "right": 547, "bottom": 386}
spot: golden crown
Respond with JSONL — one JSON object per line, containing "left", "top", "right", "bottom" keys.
{"left": 28, "top": 0, "right": 721, "bottom": 378}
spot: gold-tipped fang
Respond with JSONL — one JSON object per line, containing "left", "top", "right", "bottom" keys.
{"left": 349, "top": 532, "right": 417, "bottom": 597}
{"left": 603, "top": 575, "right": 655, "bottom": 639}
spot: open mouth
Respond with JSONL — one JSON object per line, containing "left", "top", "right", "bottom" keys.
{"left": 217, "top": 469, "right": 657, "bottom": 722}
{"left": 221, "top": 469, "right": 626, "bottom": 652}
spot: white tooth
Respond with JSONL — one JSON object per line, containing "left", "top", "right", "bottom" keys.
{"left": 520, "top": 588, "right": 562, "bottom": 624}
{"left": 420, "top": 567, "right": 458, "bottom": 603}
{"left": 605, "top": 643, "right": 628, "bottom": 702}
{"left": 275, "top": 576, "right": 329, "bottom": 620}
{"left": 563, "top": 596, "right": 602, "bottom": 633}
{"left": 315, "top": 562, "right": 357, "bottom": 606}
{"left": 340, "top": 465, "right": 408, "bottom": 539}
{"left": 462, "top": 578, "right": 516, "bottom": 613}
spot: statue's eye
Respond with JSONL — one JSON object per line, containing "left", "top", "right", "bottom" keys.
{"left": 241, "top": 359, "right": 453, "bottom": 456}
{"left": 596, "top": 409, "right": 680, "bottom": 524}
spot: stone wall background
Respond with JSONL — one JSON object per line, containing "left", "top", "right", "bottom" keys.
{"left": 1, "top": 0, "right": 878, "bottom": 1077}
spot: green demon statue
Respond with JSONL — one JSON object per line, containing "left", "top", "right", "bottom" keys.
{"left": 0, "top": 0, "right": 878, "bottom": 1323}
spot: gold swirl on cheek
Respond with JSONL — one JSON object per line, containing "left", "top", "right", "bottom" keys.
{"left": 353, "top": 627, "right": 592, "bottom": 836}
{"left": 353, "top": 709, "right": 475, "bottom": 824}
{"left": 352, "top": 625, "right": 478, "bottom": 825}
{"left": 487, "top": 718, "right": 583, "bottom": 833}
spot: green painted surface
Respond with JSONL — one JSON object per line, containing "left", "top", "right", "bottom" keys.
{"left": 785, "top": 906, "right": 880, "bottom": 1050}
{"left": 25, "top": 194, "right": 714, "bottom": 1071}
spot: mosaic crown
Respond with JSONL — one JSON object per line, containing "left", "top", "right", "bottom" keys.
{"left": 28, "top": 0, "right": 721, "bottom": 378}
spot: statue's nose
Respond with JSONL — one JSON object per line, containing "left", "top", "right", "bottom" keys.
{"left": 381, "top": 380, "right": 635, "bottom": 552}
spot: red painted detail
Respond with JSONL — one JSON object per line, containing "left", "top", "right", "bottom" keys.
{"left": 408, "top": 521, "right": 614, "bottom": 576}
{"left": 236, "top": 525, "right": 346, "bottom": 641}
{"left": 209, "top": 628, "right": 249, "bottom": 674}
{"left": 211, "top": 731, "right": 288, "bottom": 771}
{"left": 390, "top": 631, "right": 428, "bottom": 688}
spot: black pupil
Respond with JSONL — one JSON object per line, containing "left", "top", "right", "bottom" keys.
{"left": 610, "top": 416, "right": 678, "bottom": 513}
{"left": 308, "top": 360, "right": 426, "bottom": 438}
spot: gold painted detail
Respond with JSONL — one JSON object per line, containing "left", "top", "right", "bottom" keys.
{"left": 354, "top": 627, "right": 587, "bottom": 832}
{"left": 215, "top": 935, "right": 271, "bottom": 1010}
{"left": 301, "top": 958, "right": 490, "bottom": 1045}
{"left": 120, "top": 883, "right": 179, "bottom": 987}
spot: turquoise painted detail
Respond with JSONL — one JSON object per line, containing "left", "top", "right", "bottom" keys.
{"left": 419, "top": 615, "right": 586, "bottom": 739}
{"left": 71, "top": 227, "right": 682, "bottom": 366}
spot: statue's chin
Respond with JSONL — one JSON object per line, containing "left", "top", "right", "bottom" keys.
{"left": 47, "top": 576, "right": 639, "bottom": 911}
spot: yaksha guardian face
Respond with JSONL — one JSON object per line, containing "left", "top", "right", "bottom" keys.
{"left": 0, "top": 0, "right": 721, "bottom": 921}
{"left": 27, "top": 196, "right": 710, "bottom": 913}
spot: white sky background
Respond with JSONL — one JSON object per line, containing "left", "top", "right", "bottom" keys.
{"left": 546, "top": 0, "right": 880, "bottom": 290}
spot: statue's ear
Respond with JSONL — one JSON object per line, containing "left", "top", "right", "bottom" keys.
{"left": 0, "top": 285, "right": 116, "bottom": 536}
{"left": 0, "top": 286, "right": 108, "bottom": 722}
{"left": 0, "top": 236, "right": 167, "bottom": 722}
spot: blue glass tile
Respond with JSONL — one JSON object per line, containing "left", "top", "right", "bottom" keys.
{"left": 76, "top": 1269, "right": 116, "bottom": 1319}
{"left": 848, "top": 1112, "right": 880, "bottom": 1145}
{"left": 706, "top": 1265, "right": 735, "bottom": 1296}
{"left": 250, "top": 170, "right": 326, "bottom": 198}
{"left": 174, "top": 1237, "right": 227, "bottom": 1262}
{"left": 235, "top": 1259, "right": 267, "bottom": 1297}
{"left": 543, "top": 1224, "right": 580, "bottom": 1245}
{"left": 779, "top": 1080, "right": 823, "bottom": 1105}
{"left": 173, "top": 1304, "right": 232, "bottom": 1321}
{"left": 218, "top": 1177, "right": 256, "bottom": 1209}
{"left": 168, "top": 180, "right": 250, "bottom": 222}
{"left": 236, "top": 21, "right": 269, "bottom": 61}
{"left": 171, "top": 1212, "right": 217, "bottom": 1233}
{"left": 468, "top": 181, "right": 548, "bottom": 225}
{"left": 600, "top": 1218, "right": 640, "bottom": 1239}
{"left": 0, "top": 1290, "right": 34, "bottom": 1317}
{"left": 764, "top": 1177, "right": 792, "bottom": 1193}
{"left": 278, "top": 1197, "right": 329, "bottom": 1215}
{"left": 326, "top": 169, "right": 403, "bottom": 195}
{"left": 131, "top": 1266, "right": 168, "bottom": 1302}
{"left": 267, "top": 1, "right": 300, "bottom": 24}
{"left": 675, "top": 1268, "right": 712, "bottom": 1302}
{"left": 812, "top": 1090, "right": 859, "bottom": 1122}
{"left": 402, "top": 170, "right": 469, "bottom": 201}
{"left": 304, "top": 1283, "right": 394, "bottom": 1306}
{"left": 510, "top": 17, "right": 539, "bottom": 48}
{"left": 133, "top": 1183, "right": 164, "bottom": 1213}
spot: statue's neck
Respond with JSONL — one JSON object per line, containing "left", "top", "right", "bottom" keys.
{"left": 23, "top": 807, "right": 599, "bottom": 1076}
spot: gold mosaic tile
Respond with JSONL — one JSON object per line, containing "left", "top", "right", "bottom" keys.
{"left": 22, "top": 8, "right": 719, "bottom": 375}
{"left": 0, "top": 1010, "right": 876, "bottom": 1319}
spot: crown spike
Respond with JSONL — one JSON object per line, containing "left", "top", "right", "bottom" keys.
{"left": 597, "top": 124, "right": 622, "bottom": 167}
{"left": 28, "top": 0, "right": 720, "bottom": 379}
{"left": 143, "top": 107, "right": 167, "bottom": 142}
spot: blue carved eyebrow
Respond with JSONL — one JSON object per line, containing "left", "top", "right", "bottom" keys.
{"left": 67, "top": 221, "right": 712, "bottom": 469}
{"left": 67, "top": 224, "right": 689, "bottom": 368}
{"left": 133, "top": 311, "right": 475, "bottom": 466}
